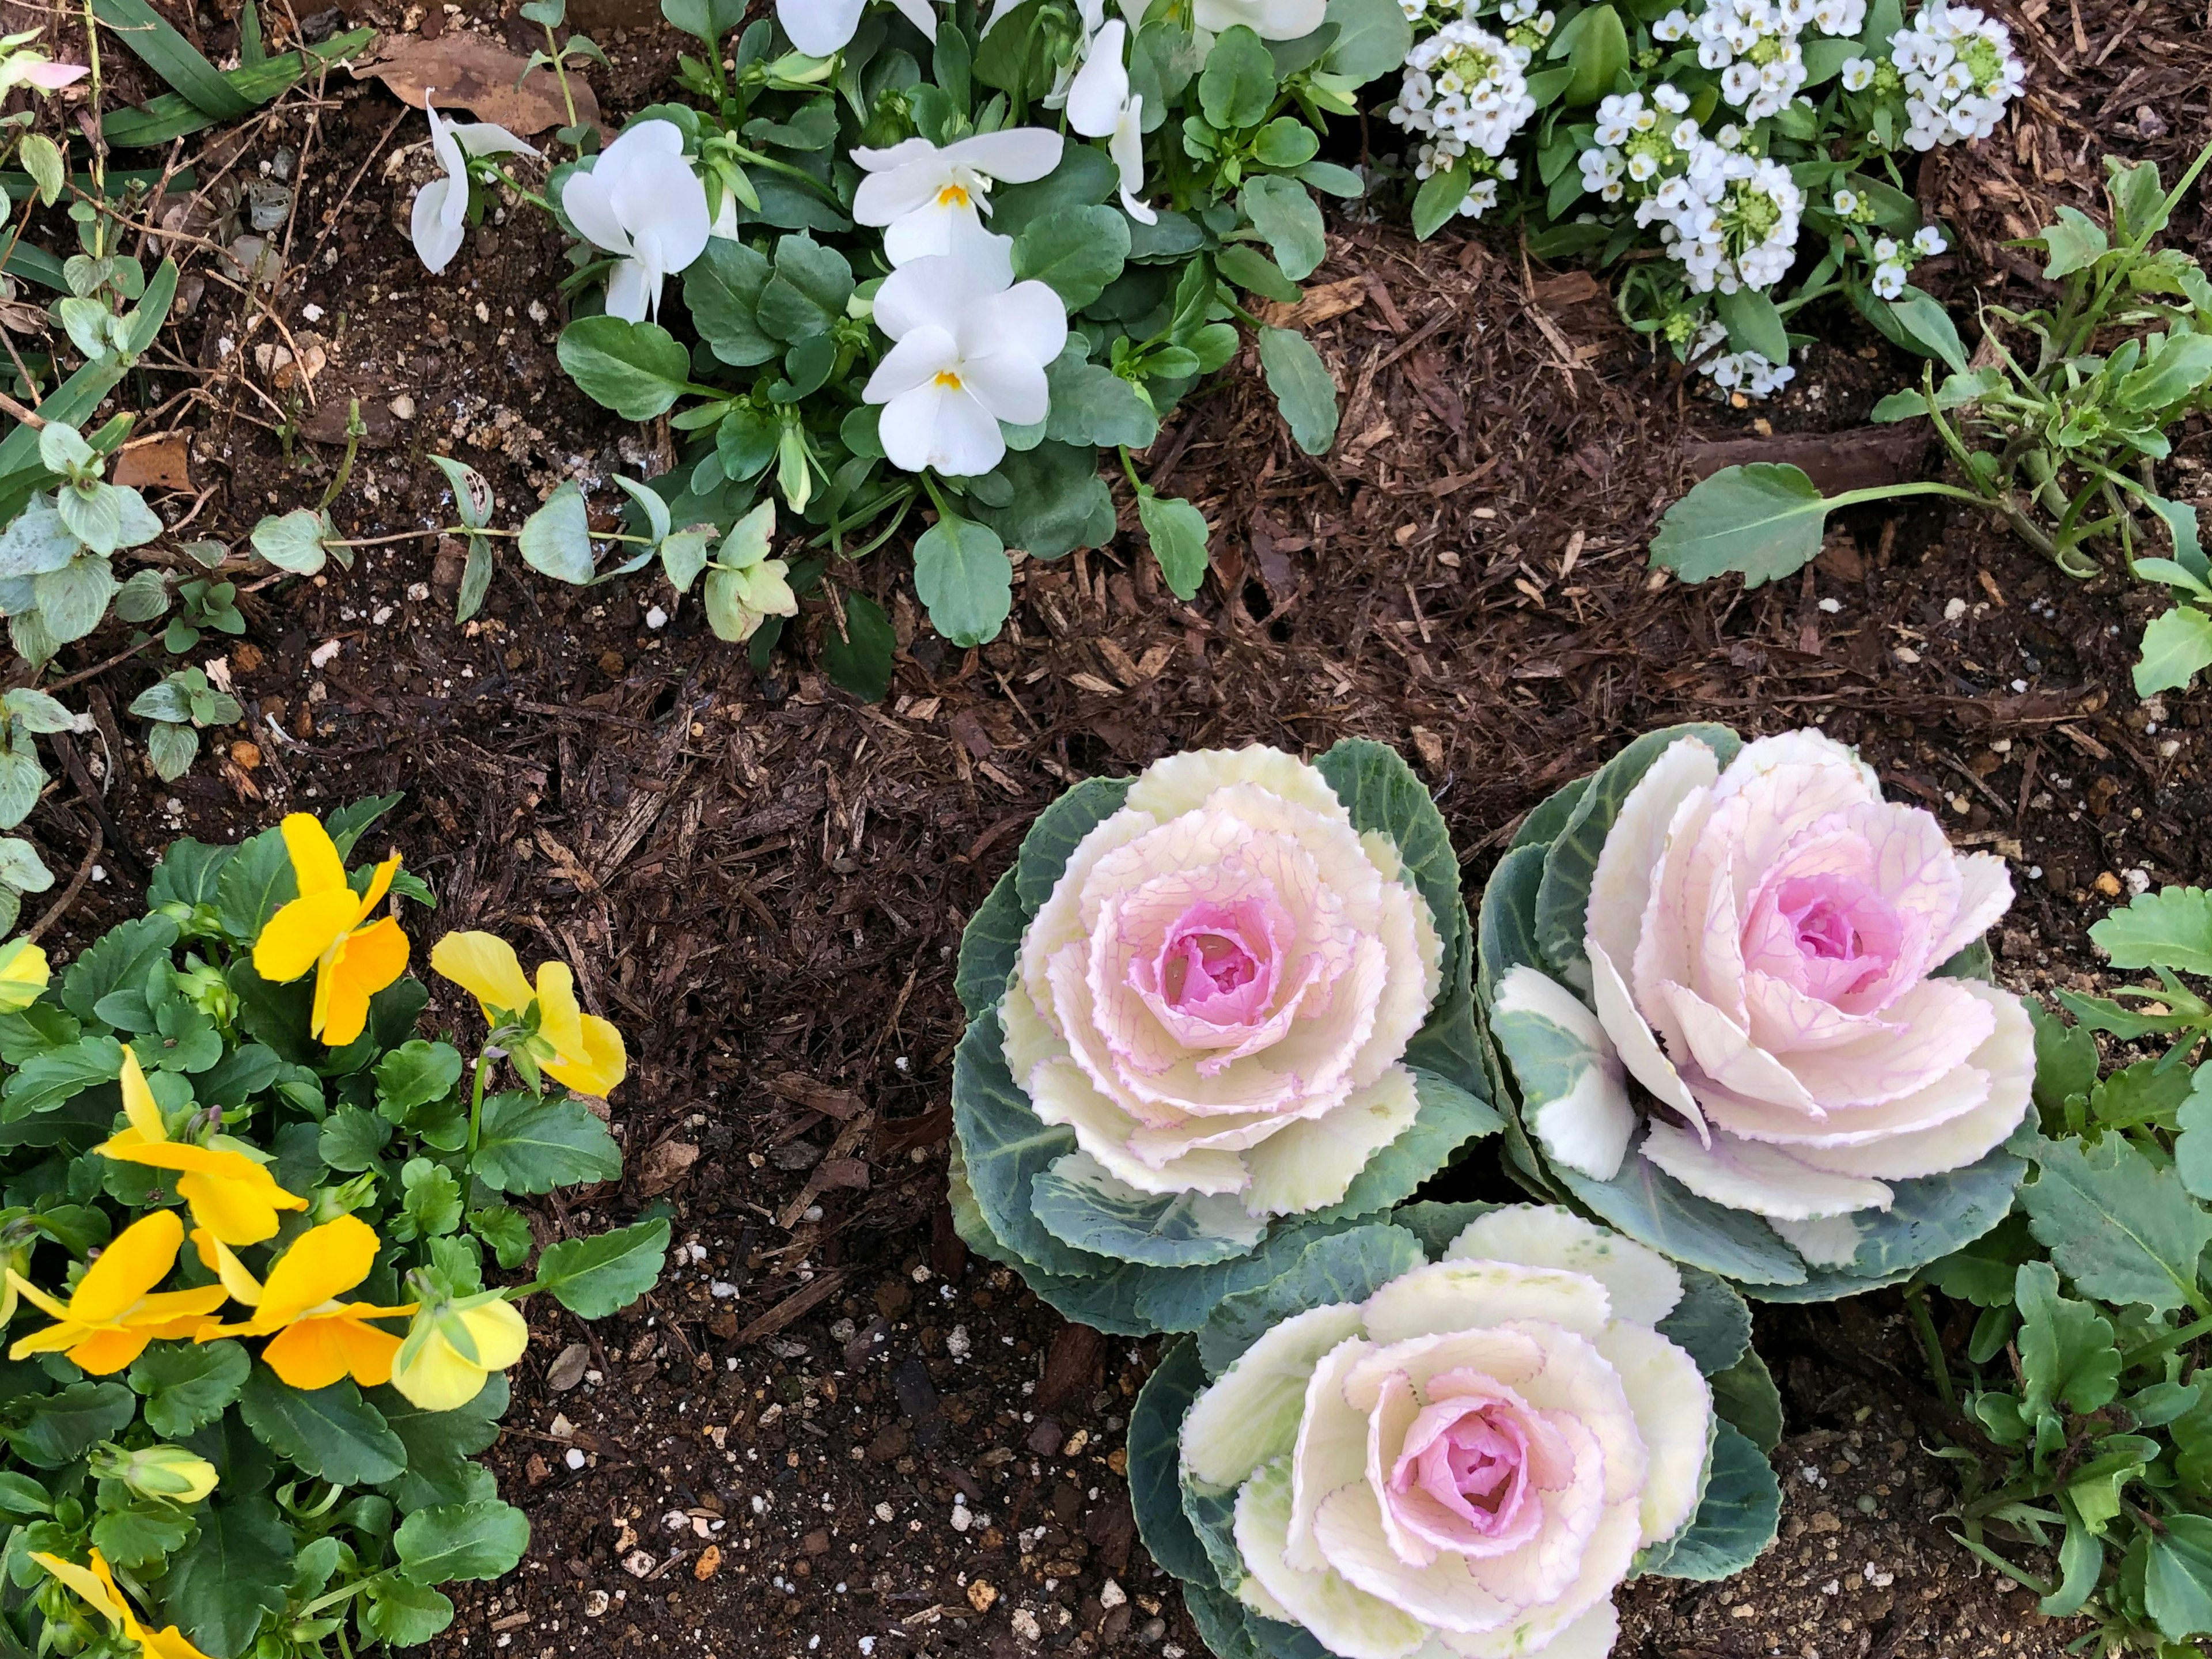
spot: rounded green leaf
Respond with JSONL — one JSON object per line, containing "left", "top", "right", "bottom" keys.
{"left": 913, "top": 516, "right": 1013, "bottom": 648}
{"left": 1650, "top": 463, "right": 1828, "bottom": 588}
{"left": 556, "top": 315, "right": 692, "bottom": 420}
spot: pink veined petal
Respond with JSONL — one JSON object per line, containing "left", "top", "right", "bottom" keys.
{"left": 602, "top": 256, "right": 653, "bottom": 322}
{"left": 24, "top": 63, "right": 88, "bottom": 89}
{"left": 1658, "top": 978, "right": 1823, "bottom": 1116}
{"left": 875, "top": 256, "right": 988, "bottom": 340}
{"left": 876, "top": 381, "right": 954, "bottom": 474}
{"left": 1640, "top": 1120, "right": 1892, "bottom": 1220}
{"left": 959, "top": 280, "right": 1069, "bottom": 374}
{"left": 854, "top": 159, "right": 955, "bottom": 228}
{"left": 939, "top": 127, "right": 1066, "bottom": 184}
{"left": 1772, "top": 976, "right": 1998, "bottom": 1109}
{"left": 558, "top": 167, "right": 632, "bottom": 259}
{"left": 1693, "top": 1058, "right": 1988, "bottom": 1147}
{"left": 1677, "top": 793, "right": 1749, "bottom": 1025}
{"left": 1067, "top": 21, "right": 1131, "bottom": 137}
{"left": 925, "top": 385, "right": 1007, "bottom": 477}
{"left": 1738, "top": 968, "right": 1902, "bottom": 1054}
{"left": 863, "top": 326, "right": 961, "bottom": 403}
{"left": 1717, "top": 755, "right": 1884, "bottom": 913}
{"left": 1631, "top": 781, "right": 1721, "bottom": 1069}
{"left": 1930, "top": 850, "right": 2014, "bottom": 965}
{"left": 955, "top": 349, "right": 1049, "bottom": 425}
{"left": 410, "top": 178, "right": 466, "bottom": 274}
{"left": 776, "top": 0, "right": 866, "bottom": 55}
{"left": 1584, "top": 736, "right": 1719, "bottom": 1007}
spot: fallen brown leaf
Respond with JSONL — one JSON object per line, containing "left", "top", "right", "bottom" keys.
{"left": 637, "top": 1138, "right": 699, "bottom": 1196}
{"left": 113, "top": 431, "right": 193, "bottom": 491}
{"left": 353, "top": 32, "right": 601, "bottom": 137}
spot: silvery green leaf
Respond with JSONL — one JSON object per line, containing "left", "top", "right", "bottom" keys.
{"left": 1030, "top": 1151, "right": 1268, "bottom": 1268}
{"left": 17, "top": 134, "right": 62, "bottom": 206}
{"left": 429, "top": 456, "right": 496, "bottom": 530}
{"left": 32, "top": 555, "right": 116, "bottom": 643}
{"left": 56, "top": 298, "right": 113, "bottom": 364}
{"left": 659, "top": 528, "right": 713, "bottom": 596}
{"left": 56, "top": 482, "right": 123, "bottom": 557}
{"left": 251, "top": 508, "right": 330, "bottom": 575}
{"left": 110, "top": 486, "right": 164, "bottom": 550}
{"left": 718, "top": 499, "right": 776, "bottom": 571}
{"left": 1, "top": 689, "right": 81, "bottom": 735}
{"left": 145, "top": 721, "right": 199, "bottom": 782}
{"left": 128, "top": 677, "right": 195, "bottom": 722}
{"left": 0, "top": 502, "right": 82, "bottom": 578}
{"left": 456, "top": 535, "right": 494, "bottom": 624}
{"left": 0, "top": 838, "right": 53, "bottom": 894}
{"left": 518, "top": 482, "right": 594, "bottom": 584}
{"left": 611, "top": 475, "right": 672, "bottom": 546}
{"left": 9, "top": 608, "right": 58, "bottom": 668}
{"left": 112, "top": 569, "right": 170, "bottom": 624}
{"left": 0, "top": 739, "right": 44, "bottom": 828}
{"left": 0, "top": 889, "right": 20, "bottom": 933}
{"left": 1637, "top": 1420, "right": 1779, "bottom": 1580}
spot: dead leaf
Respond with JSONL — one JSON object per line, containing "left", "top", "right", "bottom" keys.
{"left": 353, "top": 33, "right": 602, "bottom": 137}
{"left": 547, "top": 1342, "right": 590, "bottom": 1392}
{"left": 1256, "top": 277, "right": 1367, "bottom": 330}
{"left": 637, "top": 1138, "right": 699, "bottom": 1196}
{"left": 113, "top": 431, "right": 193, "bottom": 491}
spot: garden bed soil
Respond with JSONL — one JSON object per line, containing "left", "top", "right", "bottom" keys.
{"left": 17, "top": 0, "right": 2212, "bottom": 1653}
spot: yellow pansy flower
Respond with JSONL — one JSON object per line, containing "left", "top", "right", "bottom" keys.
{"left": 97, "top": 1050, "right": 306, "bottom": 1247}
{"left": 0, "top": 936, "right": 48, "bottom": 1013}
{"left": 7, "top": 1210, "right": 226, "bottom": 1375}
{"left": 389, "top": 1291, "right": 528, "bottom": 1411}
{"left": 193, "top": 1214, "right": 415, "bottom": 1390}
{"left": 251, "top": 815, "right": 409, "bottom": 1047}
{"left": 430, "top": 931, "right": 628, "bottom": 1096}
{"left": 32, "top": 1548, "right": 213, "bottom": 1659}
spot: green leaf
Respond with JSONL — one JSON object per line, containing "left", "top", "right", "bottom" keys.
{"left": 130, "top": 1339, "right": 249, "bottom": 1437}
{"left": 821, "top": 590, "right": 895, "bottom": 702}
{"left": 1198, "top": 25, "right": 1277, "bottom": 128}
{"left": 166, "top": 1496, "right": 294, "bottom": 1656}
{"left": 2089, "top": 886, "right": 2212, "bottom": 974}
{"left": 1554, "top": 1137, "right": 1809, "bottom": 1286}
{"left": 684, "top": 239, "right": 777, "bottom": 366}
{"left": 536, "top": 1218, "right": 669, "bottom": 1317}
{"left": 1322, "top": 0, "right": 1414, "bottom": 79}
{"left": 2014, "top": 1259, "right": 2120, "bottom": 1418}
{"left": 361, "top": 1578, "right": 455, "bottom": 1647}
{"left": 955, "top": 868, "right": 1023, "bottom": 1020}
{"left": 518, "top": 480, "right": 594, "bottom": 584}
{"left": 395, "top": 1500, "right": 531, "bottom": 1584}
{"left": 2019, "top": 1133, "right": 2212, "bottom": 1314}
{"left": 93, "top": 1503, "right": 195, "bottom": 1570}
{"left": 1558, "top": 2, "right": 1628, "bottom": 103}
{"left": 1659, "top": 1267, "right": 1753, "bottom": 1374}
{"left": 397, "top": 1157, "right": 465, "bottom": 1239}
{"left": 1043, "top": 343, "right": 1160, "bottom": 449}
{"left": 377, "top": 1039, "right": 464, "bottom": 1119}
{"left": 974, "top": 442, "right": 1116, "bottom": 560}
{"left": 1750, "top": 1146, "right": 2026, "bottom": 1296}
{"left": 1651, "top": 464, "right": 1828, "bottom": 587}
{"left": 1716, "top": 287, "right": 1790, "bottom": 365}
{"left": 2149, "top": 1515, "right": 2212, "bottom": 1641}
{"left": 2038, "top": 204, "right": 2109, "bottom": 279}
{"left": 146, "top": 722, "right": 199, "bottom": 782}
{"left": 557, "top": 316, "right": 692, "bottom": 420}
{"left": 1255, "top": 326, "right": 1338, "bottom": 454}
{"left": 35, "top": 552, "right": 118, "bottom": 641}
{"left": 237, "top": 1366, "right": 406, "bottom": 1485}
{"left": 1128, "top": 1338, "right": 1213, "bottom": 1584}
{"left": 1312, "top": 1068, "right": 1501, "bottom": 1224}
{"left": 471, "top": 1092, "right": 622, "bottom": 1194}
{"left": 318, "top": 1104, "right": 392, "bottom": 1172}
{"left": 1884, "top": 287, "right": 1969, "bottom": 374}
{"left": 1013, "top": 205, "right": 1131, "bottom": 309}
{"left": 2136, "top": 606, "right": 2212, "bottom": 697}
{"left": 250, "top": 507, "right": 329, "bottom": 574}
{"left": 1241, "top": 176, "right": 1326, "bottom": 282}
{"left": 5, "top": 1380, "right": 134, "bottom": 1466}
{"left": 1137, "top": 490, "right": 1211, "bottom": 599}
{"left": 429, "top": 455, "right": 494, "bottom": 529}
{"left": 1641, "top": 1421, "right": 1779, "bottom": 1580}
{"left": 1197, "top": 1224, "right": 1423, "bottom": 1376}
{"left": 372, "top": 1374, "right": 509, "bottom": 1513}
{"left": 214, "top": 825, "right": 293, "bottom": 941}
{"left": 1031, "top": 1153, "right": 1268, "bottom": 1267}
{"left": 470, "top": 1204, "right": 535, "bottom": 1270}
{"left": 1710, "top": 1346, "right": 1783, "bottom": 1453}
{"left": 2121, "top": 332, "right": 2212, "bottom": 412}
{"left": 93, "top": 0, "right": 252, "bottom": 114}
{"left": 0, "top": 1033, "right": 122, "bottom": 1120}
{"left": 952, "top": 1010, "right": 1100, "bottom": 1278}
{"left": 912, "top": 516, "right": 1012, "bottom": 648}
{"left": 1411, "top": 165, "right": 1476, "bottom": 239}
{"left": 756, "top": 233, "right": 855, "bottom": 343}
{"left": 62, "top": 913, "right": 180, "bottom": 1022}
{"left": 1215, "top": 242, "right": 1302, "bottom": 303}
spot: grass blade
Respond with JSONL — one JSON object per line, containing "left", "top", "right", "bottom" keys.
{"left": 91, "top": 0, "right": 254, "bottom": 118}
{"left": 103, "top": 28, "right": 373, "bottom": 147}
{"left": 240, "top": 0, "right": 266, "bottom": 66}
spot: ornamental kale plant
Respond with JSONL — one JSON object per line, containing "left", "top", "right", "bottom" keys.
{"left": 1387, "top": 0, "right": 2018, "bottom": 398}
{"left": 1913, "top": 885, "right": 2212, "bottom": 1654}
{"left": 1477, "top": 724, "right": 2031, "bottom": 1299}
{"left": 948, "top": 741, "right": 1502, "bottom": 1334}
{"left": 407, "top": 0, "right": 1412, "bottom": 698}
{"left": 1653, "top": 145, "right": 2212, "bottom": 700}
{"left": 1130, "top": 1202, "right": 1782, "bottom": 1659}
{"left": 0, "top": 799, "right": 666, "bottom": 1658}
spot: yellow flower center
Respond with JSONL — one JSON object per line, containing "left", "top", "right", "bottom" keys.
{"left": 936, "top": 183, "right": 971, "bottom": 209}
{"left": 933, "top": 370, "right": 965, "bottom": 391}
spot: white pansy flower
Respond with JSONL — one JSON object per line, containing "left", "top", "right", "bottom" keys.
{"left": 559, "top": 120, "right": 711, "bottom": 323}
{"left": 862, "top": 253, "right": 1067, "bottom": 478}
{"left": 852, "top": 128, "right": 1065, "bottom": 268}
{"left": 409, "top": 97, "right": 537, "bottom": 276}
{"left": 1194, "top": 0, "right": 1328, "bottom": 37}
{"left": 776, "top": 0, "right": 1025, "bottom": 56}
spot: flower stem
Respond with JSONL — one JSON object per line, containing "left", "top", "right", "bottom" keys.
{"left": 1905, "top": 1284, "right": 1956, "bottom": 1411}
{"left": 464, "top": 1047, "right": 493, "bottom": 1170}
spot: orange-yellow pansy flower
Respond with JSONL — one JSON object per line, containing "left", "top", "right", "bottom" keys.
{"left": 32, "top": 1548, "right": 213, "bottom": 1659}
{"left": 389, "top": 1291, "right": 529, "bottom": 1411}
{"left": 6, "top": 1210, "right": 226, "bottom": 1375}
{"left": 430, "top": 931, "right": 628, "bottom": 1096}
{"left": 192, "top": 1214, "right": 415, "bottom": 1390}
{"left": 0, "top": 935, "right": 48, "bottom": 1013}
{"left": 251, "top": 815, "right": 409, "bottom": 1047}
{"left": 96, "top": 1050, "right": 306, "bottom": 1247}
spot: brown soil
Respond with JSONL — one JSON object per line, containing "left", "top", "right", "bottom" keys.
{"left": 18, "top": 0, "right": 2212, "bottom": 1654}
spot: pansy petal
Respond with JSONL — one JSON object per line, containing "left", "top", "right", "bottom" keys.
{"left": 430, "top": 931, "right": 536, "bottom": 1018}
{"left": 70, "top": 1209, "right": 184, "bottom": 1323}
{"left": 281, "top": 813, "right": 348, "bottom": 895}
{"left": 940, "top": 127, "right": 1066, "bottom": 183}
{"left": 260, "top": 1214, "right": 380, "bottom": 1324}
{"left": 252, "top": 890, "right": 362, "bottom": 984}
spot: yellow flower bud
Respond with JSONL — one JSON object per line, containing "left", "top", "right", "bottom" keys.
{"left": 0, "top": 937, "right": 50, "bottom": 1014}
{"left": 94, "top": 1444, "right": 219, "bottom": 1505}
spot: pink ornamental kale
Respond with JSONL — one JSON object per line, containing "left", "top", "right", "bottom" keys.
{"left": 1005, "top": 748, "right": 1442, "bottom": 1217}
{"left": 1507, "top": 729, "right": 2034, "bottom": 1263}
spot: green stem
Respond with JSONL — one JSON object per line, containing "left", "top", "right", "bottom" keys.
{"left": 1907, "top": 1285, "right": 1957, "bottom": 1412}
{"left": 298, "top": 1570, "right": 391, "bottom": 1620}
{"left": 728, "top": 144, "right": 841, "bottom": 202}
{"left": 544, "top": 24, "right": 579, "bottom": 141}
{"left": 2124, "top": 1312, "right": 2212, "bottom": 1370}
{"left": 463, "top": 1048, "right": 492, "bottom": 1169}
{"left": 317, "top": 400, "right": 363, "bottom": 510}
{"left": 486, "top": 165, "right": 554, "bottom": 214}
{"left": 1823, "top": 479, "right": 1993, "bottom": 512}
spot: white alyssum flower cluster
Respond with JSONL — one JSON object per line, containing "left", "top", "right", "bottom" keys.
{"left": 1388, "top": 16, "right": 1537, "bottom": 217}
{"left": 1643, "top": 139, "right": 1806, "bottom": 293}
{"left": 1578, "top": 84, "right": 1698, "bottom": 202}
{"left": 1689, "top": 0, "right": 1867, "bottom": 120}
{"left": 1891, "top": 0, "right": 2026, "bottom": 148}
{"left": 1688, "top": 319, "right": 1796, "bottom": 399}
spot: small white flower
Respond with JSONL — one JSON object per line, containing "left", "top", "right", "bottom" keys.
{"left": 1653, "top": 82, "right": 1691, "bottom": 113}
{"left": 1872, "top": 260, "right": 1907, "bottom": 297}
{"left": 1914, "top": 223, "right": 1949, "bottom": 255}
{"left": 1840, "top": 54, "right": 1876, "bottom": 88}
{"left": 853, "top": 128, "right": 1065, "bottom": 268}
{"left": 863, "top": 255, "right": 1068, "bottom": 478}
{"left": 410, "top": 96, "right": 537, "bottom": 276}
{"left": 559, "top": 120, "right": 709, "bottom": 322}
{"left": 1832, "top": 188, "right": 1859, "bottom": 215}
{"left": 1872, "top": 235, "right": 1899, "bottom": 260}
{"left": 1653, "top": 6, "right": 1691, "bottom": 35}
